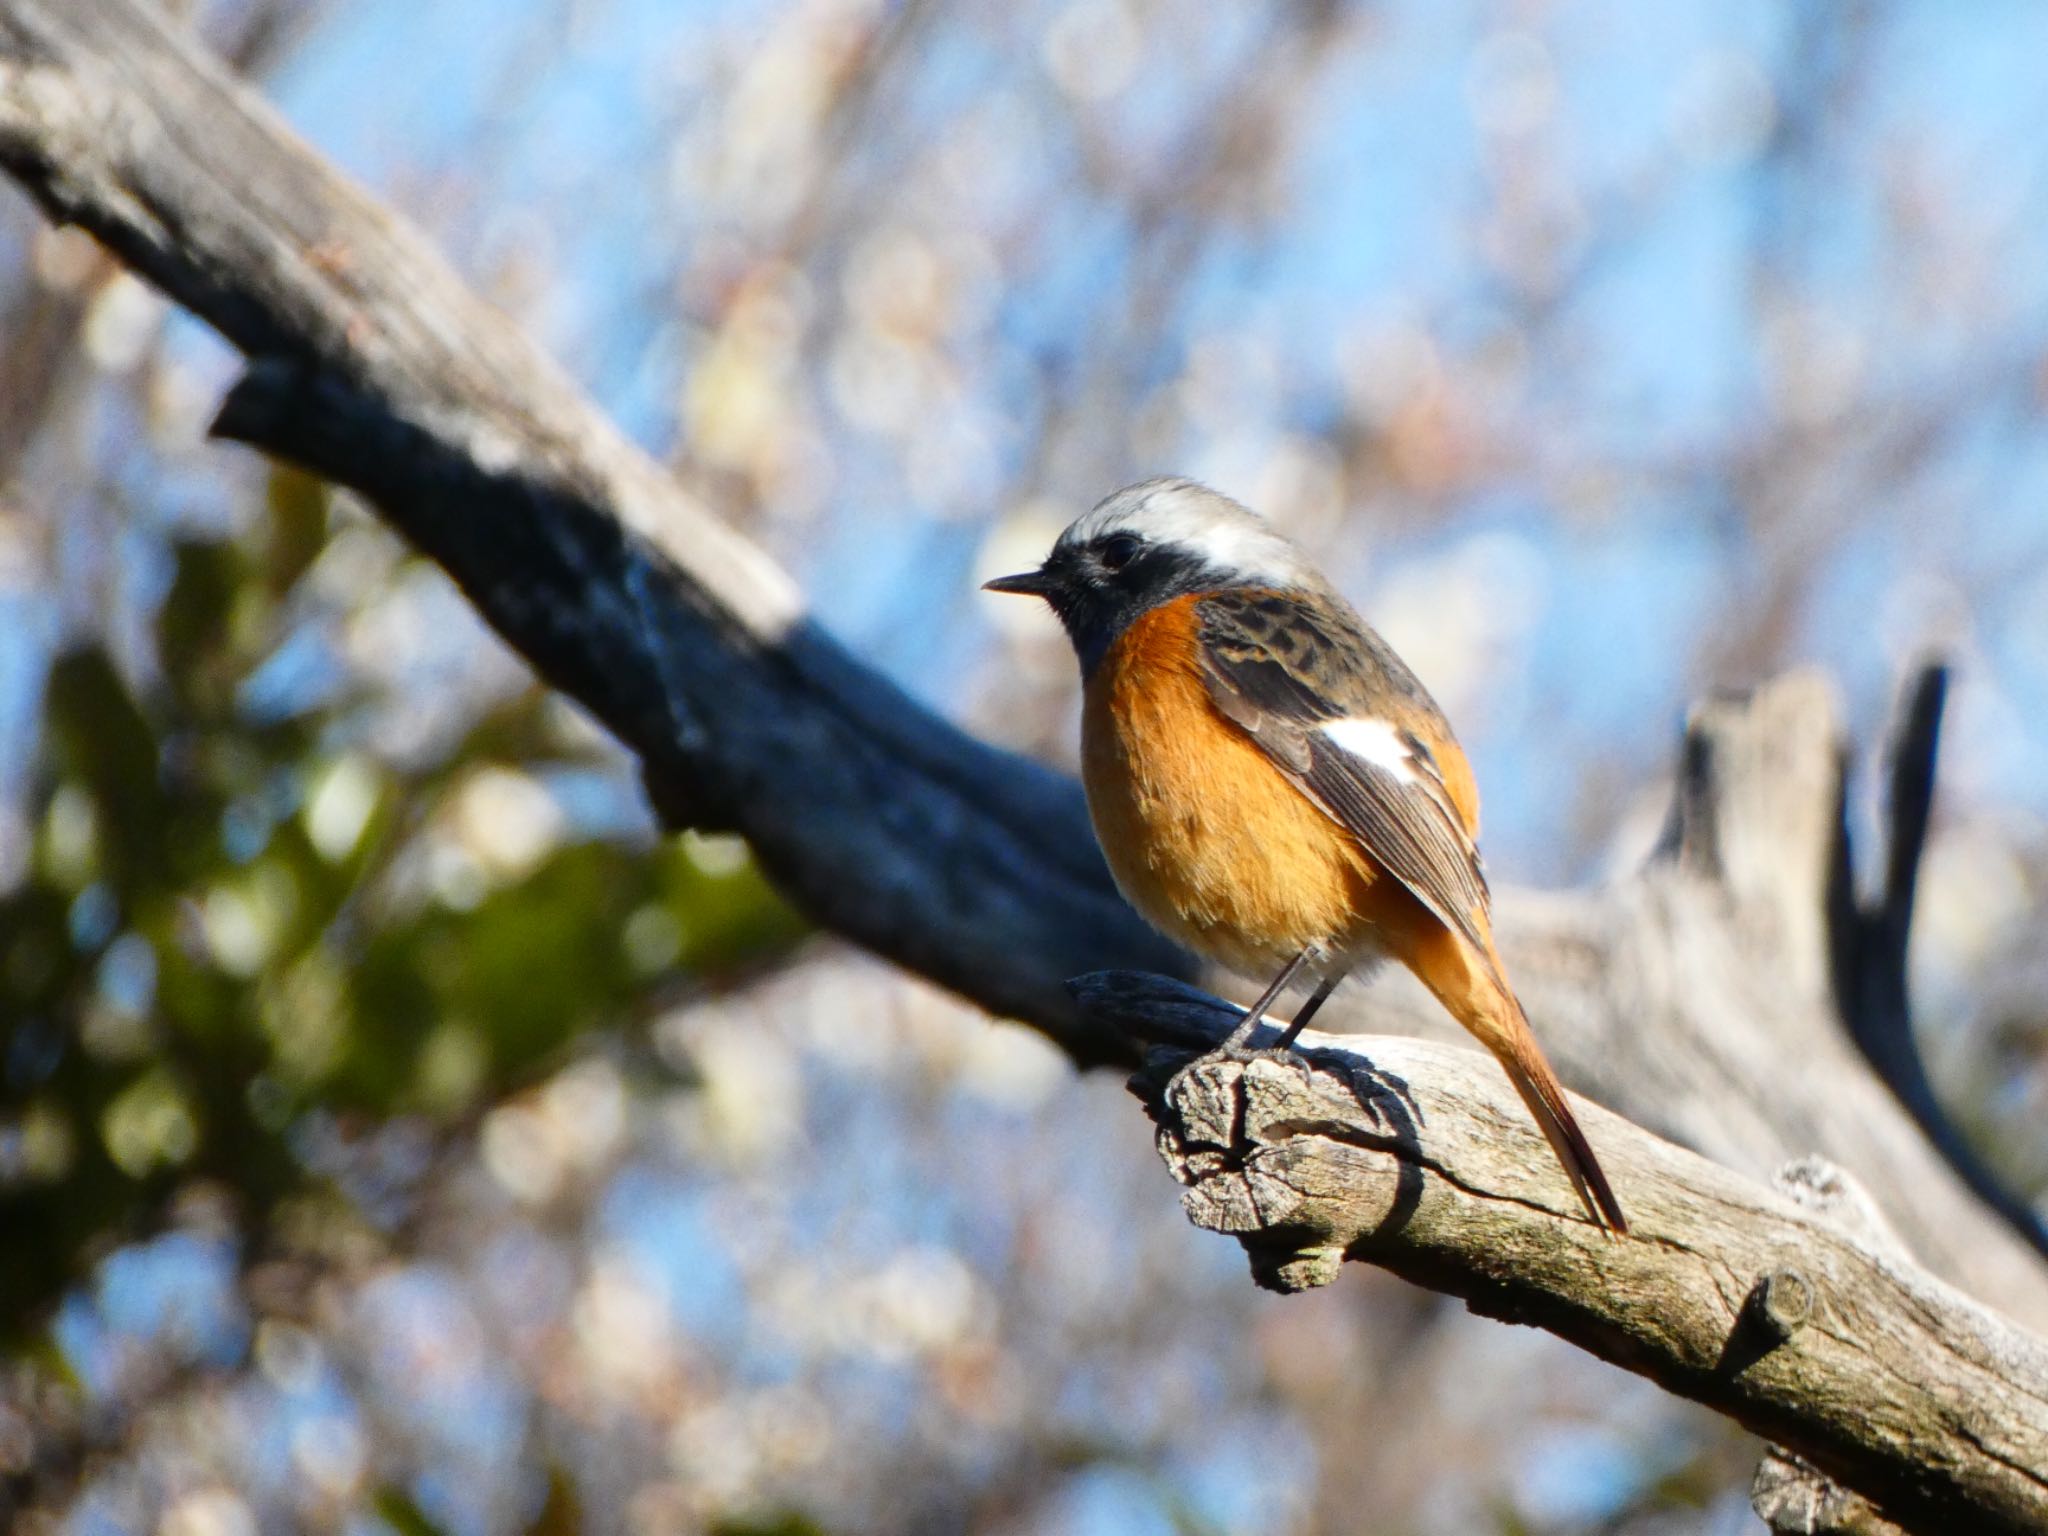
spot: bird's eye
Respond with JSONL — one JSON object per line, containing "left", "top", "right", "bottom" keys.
{"left": 1099, "top": 533, "right": 1141, "bottom": 572}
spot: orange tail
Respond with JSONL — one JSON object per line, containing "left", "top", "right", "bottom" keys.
{"left": 1492, "top": 1007, "right": 1629, "bottom": 1234}
{"left": 1399, "top": 924, "right": 1629, "bottom": 1234}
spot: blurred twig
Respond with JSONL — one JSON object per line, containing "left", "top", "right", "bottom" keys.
{"left": 1830, "top": 664, "right": 2048, "bottom": 1257}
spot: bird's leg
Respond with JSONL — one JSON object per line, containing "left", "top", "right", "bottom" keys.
{"left": 1219, "top": 949, "right": 1313, "bottom": 1052}
{"left": 1270, "top": 969, "right": 1345, "bottom": 1052}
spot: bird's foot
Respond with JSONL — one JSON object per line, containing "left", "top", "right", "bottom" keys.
{"left": 1169, "top": 1029, "right": 1313, "bottom": 1098}
{"left": 1211, "top": 1039, "right": 1305, "bottom": 1069}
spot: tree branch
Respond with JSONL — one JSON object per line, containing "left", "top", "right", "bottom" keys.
{"left": 1827, "top": 665, "right": 2048, "bottom": 1254}
{"left": 1082, "top": 971, "right": 2048, "bottom": 1536}
{"left": 0, "top": 0, "right": 1188, "bottom": 1070}
{"left": 3, "top": 0, "right": 2045, "bottom": 1341}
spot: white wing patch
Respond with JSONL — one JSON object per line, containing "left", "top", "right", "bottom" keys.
{"left": 1317, "top": 718, "right": 1415, "bottom": 783}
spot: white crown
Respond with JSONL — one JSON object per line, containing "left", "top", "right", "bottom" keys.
{"left": 1058, "top": 477, "right": 1322, "bottom": 591}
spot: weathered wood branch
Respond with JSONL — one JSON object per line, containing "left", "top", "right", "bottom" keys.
{"left": 1750, "top": 1160, "right": 1926, "bottom": 1535}
{"left": 1830, "top": 667, "right": 2048, "bottom": 1255}
{"left": 0, "top": 0, "right": 1188, "bottom": 1070}
{"left": 2, "top": 0, "right": 2045, "bottom": 1347}
{"left": 1082, "top": 971, "right": 2048, "bottom": 1536}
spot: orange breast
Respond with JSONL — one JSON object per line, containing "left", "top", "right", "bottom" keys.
{"left": 1081, "top": 595, "right": 1402, "bottom": 979}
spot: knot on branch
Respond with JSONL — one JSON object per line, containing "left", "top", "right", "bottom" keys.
{"left": 1752, "top": 1268, "right": 1817, "bottom": 1343}
{"left": 1136, "top": 1047, "right": 1416, "bottom": 1293}
{"left": 1721, "top": 1264, "right": 1822, "bottom": 1377}
{"left": 1138, "top": 1056, "right": 1376, "bottom": 1294}
{"left": 1072, "top": 971, "right": 1436, "bottom": 1293}
{"left": 1774, "top": 1156, "right": 1909, "bottom": 1254}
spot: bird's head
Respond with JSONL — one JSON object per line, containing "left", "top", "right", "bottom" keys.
{"left": 984, "top": 477, "right": 1321, "bottom": 672}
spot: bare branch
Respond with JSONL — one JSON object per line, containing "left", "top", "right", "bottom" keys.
{"left": 3, "top": 0, "right": 2045, "bottom": 1346}
{"left": 0, "top": 0, "right": 1189, "bottom": 1069}
{"left": 1827, "top": 664, "right": 2048, "bottom": 1255}
{"left": 1082, "top": 971, "right": 2048, "bottom": 1536}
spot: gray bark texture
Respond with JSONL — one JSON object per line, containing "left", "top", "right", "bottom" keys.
{"left": 3, "top": 3, "right": 2046, "bottom": 1531}
{"left": 1086, "top": 973, "right": 2048, "bottom": 1534}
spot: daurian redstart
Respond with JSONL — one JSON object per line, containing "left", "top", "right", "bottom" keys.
{"left": 987, "top": 477, "right": 1626, "bottom": 1233}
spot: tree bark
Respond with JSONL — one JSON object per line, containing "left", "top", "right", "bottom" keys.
{"left": 0, "top": 0, "right": 1190, "bottom": 1071}
{"left": 4, "top": 0, "right": 2046, "bottom": 1436}
{"left": 1083, "top": 970, "right": 2048, "bottom": 1536}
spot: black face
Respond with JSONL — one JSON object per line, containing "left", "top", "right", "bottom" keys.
{"left": 984, "top": 529, "right": 1218, "bottom": 674}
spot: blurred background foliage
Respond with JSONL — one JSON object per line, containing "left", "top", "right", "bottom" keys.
{"left": 2, "top": 0, "right": 2047, "bottom": 1533}
{"left": 1, "top": 466, "right": 802, "bottom": 1339}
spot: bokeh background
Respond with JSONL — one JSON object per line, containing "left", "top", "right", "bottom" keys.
{"left": 4, "top": 0, "right": 2048, "bottom": 1531}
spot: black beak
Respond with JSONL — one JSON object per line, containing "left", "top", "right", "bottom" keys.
{"left": 983, "top": 568, "right": 1058, "bottom": 598}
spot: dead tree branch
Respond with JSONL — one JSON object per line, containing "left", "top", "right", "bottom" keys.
{"left": 1084, "top": 971, "right": 2048, "bottom": 1536}
{"left": 3, "top": 0, "right": 2046, "bottom": 1372}
{"left": 0, "top": 0, "right": 1188, "bottom": 1070}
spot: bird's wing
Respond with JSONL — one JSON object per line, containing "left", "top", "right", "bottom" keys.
{"left": 1194, "top": 589, "right": 1493, "bottom": 954}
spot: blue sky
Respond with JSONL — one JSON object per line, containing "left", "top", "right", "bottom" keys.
{"left": 11, "top": 0, "right": 2046, "bottom": 877}
{"left": 235, "top": 0, "right": 2048, "bottom": 873}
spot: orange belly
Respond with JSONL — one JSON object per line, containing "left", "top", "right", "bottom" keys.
{"left": 1081, "top": 595, "right": 1400, "bottom": 980}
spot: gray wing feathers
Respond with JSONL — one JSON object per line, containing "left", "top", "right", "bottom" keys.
{"left": 1298, "top": 737, "right": 1492, "bottom": 951}
{"left": 1194, "top": 591, "right": 1492, "bottom": 952}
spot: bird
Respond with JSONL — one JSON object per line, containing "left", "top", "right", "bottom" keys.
{"left": 984, "top": 477, "right": 1627, "bottom": 1233}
